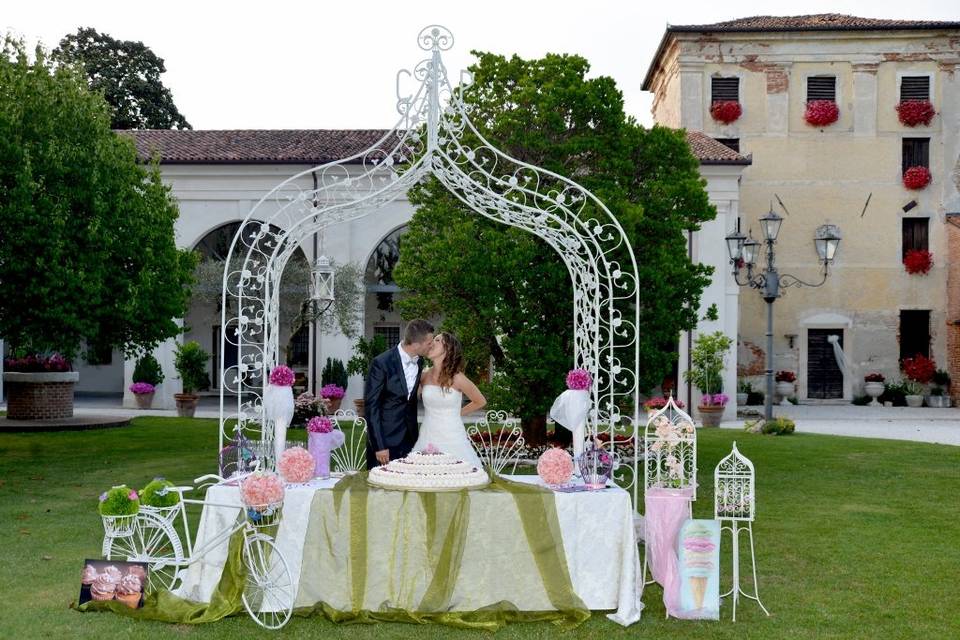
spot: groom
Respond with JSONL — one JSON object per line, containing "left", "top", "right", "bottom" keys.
{"left": 365, "top": 319, "right": 435, "bottom": 469}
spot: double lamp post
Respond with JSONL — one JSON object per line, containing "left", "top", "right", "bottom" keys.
{"left": 725, "top": 207, "right": 841, "bottom": 421}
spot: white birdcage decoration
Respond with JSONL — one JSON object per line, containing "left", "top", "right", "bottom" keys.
{"left": 310, "top": 255, "right": 335, "bottom": 308}
{"left": 714, "top": 441, "right": 755, "bottom": 521}
{"left": 643, "top": 395, "right": 697, "bottom": 497}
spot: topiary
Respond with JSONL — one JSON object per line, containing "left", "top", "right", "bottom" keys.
{"left": 761, "top": 417, "right": 795, "bottom": 435}
{"left": 133, "top": 353, "right": 164, "bottom": 386}
{"left": 321, "top": 357, "right": 348, "bottom": 390}
{"left": 139, "top": 478, "right": 179, "bottom": 508}
{"left": 98, "top": 485, "right": 140, "bottom": 516}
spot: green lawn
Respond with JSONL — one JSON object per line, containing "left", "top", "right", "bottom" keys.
{"left": 0, "top": 417, "right": 957, "bottom": 639}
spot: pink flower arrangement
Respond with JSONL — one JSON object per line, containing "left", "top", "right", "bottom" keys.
{"left": 643, "top": 396, "right": 686, "bottom": 411}
{"left": 701, "top": 393, "right": 729, "bottom": 407}
{"left": 129, "top": 382, "right": 155, "bottom": 395}
{"left": 565, "top": 368, "right": 592, "bottom": 391}
{"left": 278, "top": 446, "right": 315, "bottom": 483}
{"left": 537, "top": 448, "right": 574, "bottom": 486}
{"left": 241, "top": 471, "right": 284, "bottom": 509}
{"left": 307, "top": 416, "right": 334, "bottom": 433}
{"left": 804, "top": 100, "right": 839, "bottom": 126}
{"left": 268, "top": 365, "right": 295, "bottom": 387}
{"left": 320, "top": 384, "right": 345, "bottom": 399}
{"left": 4, "top": 353, "right": 71, "bottom": 372}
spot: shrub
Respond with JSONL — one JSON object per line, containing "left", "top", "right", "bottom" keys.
{"left": 98, "top": 485, "right": 139, "bottom": 516}
{"left": 761, "top": 417, "right": 795, "bottom": 435}
{"left": 174, "top": 341, "right": 210, "bottom": 394}
{"left": 880, "top": 381, "right": 907, "bottom": 406}
{"left": 932, "top": 369, "right": 951, "bottom": 388}
{"left": 139, "top": 478, "right": 179, "bottom": 508}
{"left": 321, "top": 357, "right": 348, "bottom": 390}
{"left": 133, "top": 353, "right": 164, "bottom": 386}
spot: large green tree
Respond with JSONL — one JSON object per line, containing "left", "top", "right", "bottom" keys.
{"left": 52, "top": 27, "right": 191, "bottom": 130}
{"left": 0, "top": 38, "right": 196, "bottom": 360}
{"left": 393, "top": 52, "right": 714, "bottom": 440}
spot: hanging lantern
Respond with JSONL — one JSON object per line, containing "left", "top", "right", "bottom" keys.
{"left": 310, "top": 255, "right": 335, "bottom": 307}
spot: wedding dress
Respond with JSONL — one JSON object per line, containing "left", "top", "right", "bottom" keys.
{"left": 413, "top": 385, "right": 484, "bottom": 468}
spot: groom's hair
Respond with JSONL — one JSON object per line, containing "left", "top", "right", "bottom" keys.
{"left": 403, "top": 319, "right": 435, "bottom": 344}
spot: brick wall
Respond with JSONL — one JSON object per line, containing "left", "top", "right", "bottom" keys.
{"left": 946, "top": 219, "right": 960, "bottom": 401}
{"left": 6, "top": 381, "right": 75, "bottom": 420}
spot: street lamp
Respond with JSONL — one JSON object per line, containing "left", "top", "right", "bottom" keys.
{"left": 725, "top": 206, "right": 841, "bottom": 421}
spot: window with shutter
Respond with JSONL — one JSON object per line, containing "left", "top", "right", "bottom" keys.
{"left": 900, "top": 76, "right": 930, "bottom": 101}
{"left": 806, "top": 76, "right": 836, "bottom": 101}
{"left": 711, "top": 77, "right": 739, "bottom": 103}
{"left": 902, "top": 218, "right": 929, "bottom": 256}
{"left": 902, "top": 138, "right": 930, "bottom": 173}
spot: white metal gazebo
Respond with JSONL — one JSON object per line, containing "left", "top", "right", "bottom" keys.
{"left": 218, "top": 26, "right": 643, "bottom": 500}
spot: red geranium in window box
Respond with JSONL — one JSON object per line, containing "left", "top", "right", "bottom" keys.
{"left": 903, "top": 166, "right": 931, "bottom": 190}
{"left": 710, "top": 100, "right": 742, "bottom": 124}
{"left": 903, "top": 249, "right": 933, "bottom": 275}
{"left": 804, "top": 100, "right": 839, "bottom": 126}
{"left": 902, "top": 354, "right": 936, "bottom": 384}
{"left": 896, "top": 100, "right": 936, "bottom": 127}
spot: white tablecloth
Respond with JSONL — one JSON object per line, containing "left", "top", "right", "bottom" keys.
{"left": 175, "top": 474, "right": 642, "bottom": 626}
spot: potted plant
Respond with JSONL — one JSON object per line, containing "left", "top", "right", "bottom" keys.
{"left": 173, "top": 341, "right": 211, "bottom": 418}
{"left": 775, "top": 371, "right": 797, "bottom": 405}
{"left": 903, "top": 166, "right": 932, "bottom": 190}
{"left": 98, "top": 485, "right": 140, "bottom": 537}
{"left": 902, "top": 354, "right": 936, "bottom": 407}
{"left": 736, "top": 380, "right": 752, "bottom": 407}
{"left": 896, "top": 99, "right": 936, "bottom": 127}
{"left": 320, "top": 384, "right": 346, "bottom": 413}
{"left": 321, "top": 357, "right": 348, "bottom": 390}
{"left": 904, "top": 380, "right": 925, "bottom": 407}
{"left": 927, "top": 369, "right": 952, "bottom": 408}
{"left": 863, "top": 372, "right": 885, "bottom": 407}
{"left": 804, "top": 99, "right": 839, "bottom": 127}
{"left": 683, "top": 331, "right": 734, "bottom": 426}
{"left": 346, "top": 334, "right": 388, "bottom": 417}
{"left": 139, "top": 477, "right": 180, "bottom": 519}
{"left": 130, "top": 353, "right": 164, "bottom": 409}
{"left": 642, "top": 396, "right": 684, "bottom": 417}
{"left": 903, "top": 249, "right": 933, "bottom": 275}
{"left": 2, "top": 353, "right": 78, "bottom": 420}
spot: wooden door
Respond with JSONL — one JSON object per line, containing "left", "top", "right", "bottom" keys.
{"left": 807, "top": 329, "right": 843, "bottom": 399}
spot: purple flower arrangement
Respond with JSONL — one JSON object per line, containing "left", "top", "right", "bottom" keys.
{"left": 320, "top": 384, "right": 345, "bottom": 399}
{"left": 129, "top": 382, "right": 156, "bottom": 395}
{"left": 268, "top": 365, "right": 295, "bottom": 387}
{"left": 565, "top": 368, "right": 592, "bottom": 391}
{"left": 701, "top": 393, "right": 729, "bottom": 407}
{"left": 307, "top": 416, "right": 334, "bottom": 433}
{"left": 4, "top": 353, "right": 71, "bottom": 372}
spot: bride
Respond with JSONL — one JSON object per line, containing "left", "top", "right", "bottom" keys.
{"left": 412, "top": 331, "right": 486, "bottom": 468}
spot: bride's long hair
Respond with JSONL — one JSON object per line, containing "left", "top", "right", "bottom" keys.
{"left": 435, "top": 332, "right": 465, "bottom": 389}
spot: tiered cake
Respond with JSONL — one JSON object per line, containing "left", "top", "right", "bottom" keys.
{"left": 368, "top": 449, "right": 489, "bottom": 491}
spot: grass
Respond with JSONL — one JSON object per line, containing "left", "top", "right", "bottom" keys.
{"left": 0, "top": 417, "right": 958, "bottom": 639}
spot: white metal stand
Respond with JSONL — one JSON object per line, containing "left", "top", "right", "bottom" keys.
{"left": 719, "top": 520, "right": 769, "bottom": 621}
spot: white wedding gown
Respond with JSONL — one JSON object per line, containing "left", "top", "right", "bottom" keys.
{"left": 413, "top": 385, "right": 484, "bottom": 469}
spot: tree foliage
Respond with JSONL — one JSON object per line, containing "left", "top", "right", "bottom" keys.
{"left": 394, "top": 51, "right": 715, "bottom": 429}
{"left": 0, "top": 38, "right": 196, "bottom": 359}
{"left": 53, "top": 27, "right": 191, "bottom": 130}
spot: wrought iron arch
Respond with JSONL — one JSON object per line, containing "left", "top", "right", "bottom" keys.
{"left": 219, "top": 26, "right": 642, "bottom": 500}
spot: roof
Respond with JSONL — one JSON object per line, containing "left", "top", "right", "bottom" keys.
{"left": 121, "top": 128, "right": 748, "bottom": 166}
{"left": 642, "top": 14, "right": 960, "bottom": 89}
{"left": 685, "top": 131, "right": 751, "bottom": 165}
{"left": 120, "top": 129, "right": 395, "bottom": 164}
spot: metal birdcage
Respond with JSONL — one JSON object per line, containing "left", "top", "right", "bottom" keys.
{"left": 643, "top": 395, "right": 697, "bottom": 499}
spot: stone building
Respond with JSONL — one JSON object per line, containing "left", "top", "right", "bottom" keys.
{"left": 644, "top": 14, "right": 960, "bottom": 402}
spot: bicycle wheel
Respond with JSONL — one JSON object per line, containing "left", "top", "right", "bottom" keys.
{"left": 102, "top": 510, "right": 184, "bottom": 592}
{"left": 241, "top": 532, "right": 294, "bottom": 629}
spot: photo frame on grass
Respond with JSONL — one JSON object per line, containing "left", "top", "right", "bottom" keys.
{"left": 79, "top": 559, "right": 148, "bottom": 609}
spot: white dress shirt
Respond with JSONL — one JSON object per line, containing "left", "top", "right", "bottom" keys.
{"left": 397, "top": 343, "right": 420, "bottom": 399}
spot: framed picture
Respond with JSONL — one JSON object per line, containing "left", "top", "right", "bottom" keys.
{"left": 677, "top": 519, "right": 721, "bottom": 619}
{"left": 79, "top": 559, "right": 148, "bottom": 608}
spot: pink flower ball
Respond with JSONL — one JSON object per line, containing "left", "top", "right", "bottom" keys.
{"left": 566, "top": 368, "right": 592, "bottom": 391}
{"left": 278, "top": 446, "right": 315, "bottom": 483}
{"left": 268, "top": 365, "right": 296, "bottom": 387}
{"left": 240, "top": 472, "right": 285, "bottom": 509}
{"left": 537, "top": 448, "right": 574, "bottom": 486}
{"left": 307, "top": 416, "right": 334, "bottom": 433}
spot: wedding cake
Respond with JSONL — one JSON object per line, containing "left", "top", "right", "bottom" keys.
{"left": 368, "top": 447, "right": 489, "bottom": 491}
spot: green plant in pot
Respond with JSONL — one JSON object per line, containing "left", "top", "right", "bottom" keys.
{"left": 98, "top": 485, "right": 140, "bottom": 536}
{"left": 174, "top": 340, "right": 210, "bottom": 418}
{"left": 131, "top": 353, "right": 164, "bottom": 409}
{"left": 345, "top": 335, "right": 387, "bottom": 417}
{"left": 928, "top": 369, "right": 952, "bottom": 408}
{"left": 684, "top": 331, "right": 733, "bottom": 427}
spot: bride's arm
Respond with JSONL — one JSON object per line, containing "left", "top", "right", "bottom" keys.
{"left": 454, "top": 373, "right": 486, "bottom": 416}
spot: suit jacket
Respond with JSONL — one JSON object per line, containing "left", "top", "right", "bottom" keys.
{"left": 364, "top": 347, "right": 421, "bottom": 451}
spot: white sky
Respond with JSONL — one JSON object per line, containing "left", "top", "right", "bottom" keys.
{"left": 3, "top": 0, "right": 957, "bottom": 129}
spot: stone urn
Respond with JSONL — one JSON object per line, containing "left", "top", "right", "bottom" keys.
{"left": 776, "top": 381, "right": 795, "bottom": 406}
{"left": 3, "top": 371, "right": 79, "bottom": 420}
{"left": 863, "top": 382, "right": 884, "bottom": 407}
{"left": 697, "top": 405, "right": 724, "bottom": 428}
{"left": 736, "top": 392, "right": 749, "bottom": 406}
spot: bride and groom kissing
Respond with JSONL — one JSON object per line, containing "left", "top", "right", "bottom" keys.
{"left": 364, "top": 319, "right": 486, "bottom": 470}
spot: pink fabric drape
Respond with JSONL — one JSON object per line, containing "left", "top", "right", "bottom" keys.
{"left": 644, "top": 487, "right": 694, "bottom": 616}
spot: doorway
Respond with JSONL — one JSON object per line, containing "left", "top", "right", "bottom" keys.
{"left": 807, "top": 329, "right": 843, "bottom": 399}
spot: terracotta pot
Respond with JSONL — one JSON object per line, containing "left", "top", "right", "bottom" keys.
{"left": 353, "top": 398, "right": 365, "bottom": 418}
{"left": 134, "top": 392, "right": 155, "bottom": 410}
{"left": 325, "top": 397, "right": 343, "bottom": 413}
{"left": 174, "top": 393, "right": 200, "bottom": 418}
{"left": 698, "top": 405, "right": 724, "bottom": 428}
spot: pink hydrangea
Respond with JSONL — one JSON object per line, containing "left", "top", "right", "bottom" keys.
{"left": 268, "top": 365, "right": 295, "bottom": 387}
{"left": 565, "top": 368, "right": 592, "bottom": 391}
{"left": 306, "top": 416, "right": 334, "bottom": 433}
{"left": 241, "top": 472, "right": 284, "bottom": 508}
{"left": 537, "top": 448, "right": 574, "bottom": 486}
{"left": 320, "top": 384, "right": 345, "bottom": 399}
{"left": 278, "top": 446, "right": 315, "bottom": 483}
{"left": 129, "top": 382, "right": 155, "bottom": 395}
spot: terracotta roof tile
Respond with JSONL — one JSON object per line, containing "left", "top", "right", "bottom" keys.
{"left": 685, "top": 131, "right": 751, "bottom": 165}
{"left": 669, "top": 14, "right": 960, "bottom": 33}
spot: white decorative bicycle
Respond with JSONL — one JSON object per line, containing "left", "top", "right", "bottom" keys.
{"left": 100, "top": 474, "right": 294, "bottom": 629}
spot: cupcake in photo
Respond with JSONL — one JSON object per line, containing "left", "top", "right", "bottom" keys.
{"left": 81, "top": 564, "right": 99, "bottom": 586}
{"left": 126, "top": 565, "right": 147, "bottom": 582}
{"left": 115, "top": 574, "right": 142, "bottom": 608}
{"left": 90, "top": 573, "right": 118, "bottom": 601}
{"left": 102, "top": 565, "right": 123, "bottom": 582}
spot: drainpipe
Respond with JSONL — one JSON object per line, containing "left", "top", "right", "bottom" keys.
{"left": 311, "top": 170, "right": 319, "bottom": 395}
{"left": 687, "top": 229, "right": 694, "bottom": 411}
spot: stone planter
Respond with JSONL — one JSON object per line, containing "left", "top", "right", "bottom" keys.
{"left": 133, "top": 392, "right": 155, "bottom": 410}
{"left": 174, "top": 393, "right": 200, "bottom": 418}
{"left": 926, "top": 395, "right": 952, "bottom": 408}
{"left": 863, "top": 382, "right": 884, "bottom": 407}
{"left": 736, "top": 392, "right": 748, "bottom": 406}
{"left": 3, "top": 371, "right": 79, "bottom": 420}
{"left": 776, "top": 381, "right": 795, "bottom": 406}
{"left": 353, "top": 398, "right": 365, "bottom": 418}
{"left": 697, "top": 405, "right": 724, "bottom": 427}
{"left": 905, "top": 394, "right": 924, "bottom": 408}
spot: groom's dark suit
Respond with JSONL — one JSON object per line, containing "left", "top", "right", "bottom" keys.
{"left": 365, "top": 346, "right": 422, "bottom": 469}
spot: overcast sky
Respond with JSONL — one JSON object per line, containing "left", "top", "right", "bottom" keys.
{"left": 3, "top": 1, "right": 956, "bottom": 130}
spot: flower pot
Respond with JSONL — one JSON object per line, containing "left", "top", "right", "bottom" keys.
{"left": 904, "top": 394, "right": 923, "bottom": 408}
{"left": 134, "top": 391, "right": 155, "bottom": 410}
{"left": 925, "top": 395, "right": 951, "bottom": 408}
{"left": 3, "top": 371, "right": 79, "bottom": 420}
{"left": 325, "top": 397, "right": 343, "bottom": 413}
{"left": 776, "top": 381, "right": 795, "bottom": 406}
{"left": 736, "top": 392, "right": 748, "bottom": 406}
{"left": 174, "top": 393, "right": 200, "bottom": 418}
{"left": 697, "top": 405, "right": 724, "bottom": 428}
{"left": 353, "top": 398, "right": 365, "bottom": 418}
{"left": 863, "top": 382, "right": 884, "bottom": 407}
